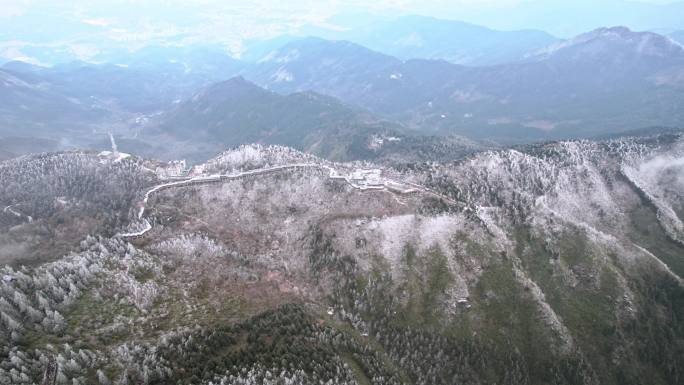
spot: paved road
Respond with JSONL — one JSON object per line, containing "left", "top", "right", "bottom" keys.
{"left": 3, "top": 203, "right": 32, "bottom": 222}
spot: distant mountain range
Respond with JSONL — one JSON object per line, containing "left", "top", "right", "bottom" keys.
{"left": 243, "top": 27, "right": 684, "bottom": 142}
{"left": 332, "top": 15, "right": 559, "bottom": 65}
{"left": 0, "top": 14, "right": 560, "bottom": 67}
{"left": 2, "top": 58, "right": 227, "bottom": 112}
{"left": 244, "top": 15, "right": 558, "bottom": 66}
{"left": 1, "top": 25, "right": 684, "bottom": 161}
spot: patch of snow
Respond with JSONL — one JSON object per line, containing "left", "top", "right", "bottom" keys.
{"left": 98, "top": 151, "right": 130, "bottom": 163}
{"left": 257, "top": 50, "right": 277, "bottom": 63}
{"left": 271, "top": 67, "right": 294, "bottom": 82}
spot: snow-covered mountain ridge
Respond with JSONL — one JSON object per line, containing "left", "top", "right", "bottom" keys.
{"left": 1, "top": 133, "right": 683, "bottom": 384}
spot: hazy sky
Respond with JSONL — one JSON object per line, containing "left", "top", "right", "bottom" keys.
{"left": 1, "top": 0, "right": 683, "bottom": 63}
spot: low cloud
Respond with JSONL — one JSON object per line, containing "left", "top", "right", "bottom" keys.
{"left": 82, "top": 18, "right": 113, "bottom": 27}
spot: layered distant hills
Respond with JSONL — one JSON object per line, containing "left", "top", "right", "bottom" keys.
{"left": 321, "top": 15, "right": 559, "bottom": 65}
{"left": 244, "top": 27, "right": 684, "bottom": 142}
{"left": 1, "top": 22, "right": 684, "bottom": 162}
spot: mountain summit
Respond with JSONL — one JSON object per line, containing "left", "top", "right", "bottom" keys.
{"left": 343, "top": 15, "right": 558, "bottom": 65}
{"left": 533, "top": 26, "right": 684, "bottom": 63}
{"left": 152, "top": 76, "right": 406, "bottom": 161}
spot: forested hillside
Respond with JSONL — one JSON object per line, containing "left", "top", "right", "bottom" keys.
{"left": 1, "top": 132, "right": 683, "bottom": 385}
{"left": 0, "top": 152, "right": 156, "bottom": 266}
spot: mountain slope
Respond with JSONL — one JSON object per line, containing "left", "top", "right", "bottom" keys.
{"left": 244, "top": 37, "right": 401, "bottom": 99}
{"left": 0, "top": 68, "right": 107, "bottom": 136}
{"left": 152, "top": 76, "right": 404, "bottom": 161}
{"left": 150, "top": 76, "right": 488, "bottom": 163}
{"left": 1, "top": 132, "right": 683, "bottom": 384}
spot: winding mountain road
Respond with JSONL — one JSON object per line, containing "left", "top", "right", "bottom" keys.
{"left": 3, "top": 203, "right": 33, "bottom": 222}
{"left": 119, "top": 163, "right": 462, "bottom": 238}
